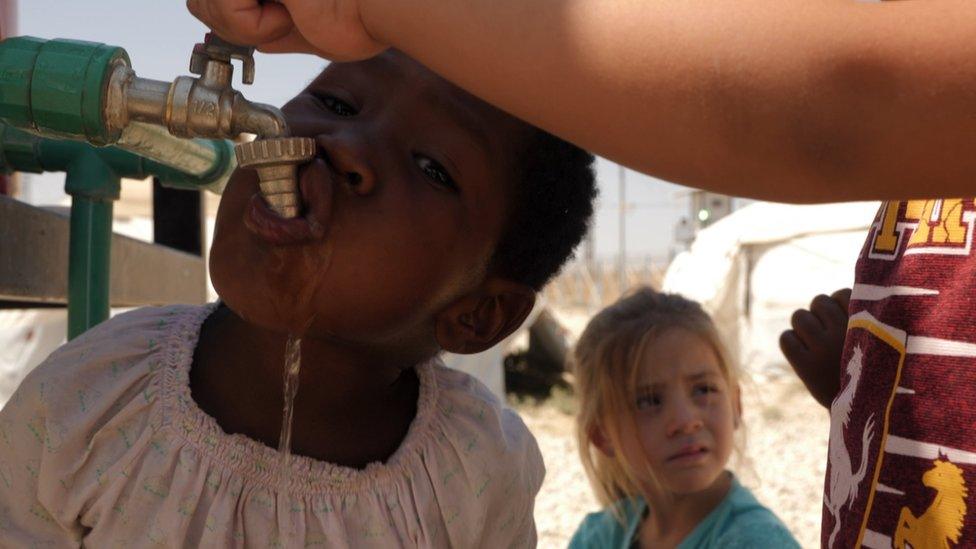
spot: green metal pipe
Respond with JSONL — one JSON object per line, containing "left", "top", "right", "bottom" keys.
{"left": 0, "top": 36, "right": 126, "bottom": 144}
{"left": 63, "top": 148, "right": 120, "bottom": 339}
{"left": 0, "top": 124, "right": 232, "bottom": 338}
{"left": 67, "top": 195, "right": 114, "bottom": 339}
{"left": 0, "top": 37, "right": 235, "bottom": 192}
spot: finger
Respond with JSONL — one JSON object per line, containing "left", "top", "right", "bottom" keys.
{"left": 831, "top": 288, "right": 852, "bottom": 313}
{"left": 190, "top": 0, "right": 294, "bottom": 45}
{"left": 256, "top": 29, "right": 324, "bottom": 56}
{"left": 188, "top": 0, "right": 236, "bottom": 34}
{"left": 284, "top": 0, "right": 389, "bottom": 60}
{"left": 810, "top": 294, "right": 848, "bottom": 331}
{"left": 779, "top": 330, "right": 810, "bottom": 362}
{"left": 790, "top": 308, "right": 824, "bottom": 344}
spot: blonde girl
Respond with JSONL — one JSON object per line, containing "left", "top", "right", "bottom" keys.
{"left": 569, "top": 288, "right": 798, "bottom": 548}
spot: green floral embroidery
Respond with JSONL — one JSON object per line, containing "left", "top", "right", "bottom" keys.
{"left": 340, "top": 494, "right": 358, "bottom": 511}
{"left": 178, "top": 497, "right": 195, "bottom": 517}
{"left": 28, "top": 503, "right": 55, "bottom": 523}
{"left": 142, "top": 476, "right": 169, "bottom": 498}
{"left": 205, "top": 470, "right": 222, "bottom": 490}
{"left": 0, "top": 420, "right": 10, "bottom": 447}
{"left": 362, "top": 519, "right": 386, "bottom": 539}
{"left": 0, "top": 462, "right": 12, "bottom": 489}
{"left": 312, "top": 500, "right": 334, "bottom": 513}
{"left": 252, "top": 489, "right": 275, "bottom": 509}
{"left": 150, "top": 437, "right": 168, "bottom": 456}
{"left": 117, "top": 425, "right": 133, "bottom": 449}
{"left": 25, "top": 459, "right": 40, "bottom": 480}
{"left": 475, "top": 475, "right": 492, "bottom": 498}
{"left": 441, "top": 466, "right": 460, "bottom": 486}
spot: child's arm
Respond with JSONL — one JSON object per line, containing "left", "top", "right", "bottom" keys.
{"left": 191, "top": 0, "right": 976, "bottom": 202}
{"left": 0, "top": 371, "right": 84, "bottom": 546}
{"left": 779, "top": 288, "right": 851, "bottom": 409}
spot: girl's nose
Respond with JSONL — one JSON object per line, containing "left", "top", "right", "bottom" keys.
{"left": 315, "top": 134, "right": 377, "bottom": 196}
{"left": 666, "top": 399, "right": 704, "bottom": 437}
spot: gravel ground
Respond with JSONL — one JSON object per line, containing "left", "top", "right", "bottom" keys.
{"left": 516, "top": 372, "right": 830, "bottom": 549}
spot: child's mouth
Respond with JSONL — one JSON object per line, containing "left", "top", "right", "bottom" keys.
{"left": 667, "top": 445, "right": 709, "bottom": 464}
{"left": 244, "top": 157, "right": 334, "bottom": 245}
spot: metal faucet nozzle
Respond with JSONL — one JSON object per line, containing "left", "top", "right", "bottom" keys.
{"left": 104, "top": 33, "right": 312, "bottom": 217}
{"left": 236, "top": 138, "right": 316, "bottom": 219}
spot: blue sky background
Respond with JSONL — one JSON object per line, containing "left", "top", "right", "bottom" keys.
{"left": 17, "top": 0, "right": 707, "bottom": 264}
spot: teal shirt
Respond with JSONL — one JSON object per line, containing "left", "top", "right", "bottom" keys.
{"left": 568, "top": 476, "right": 800, "bottom": 549}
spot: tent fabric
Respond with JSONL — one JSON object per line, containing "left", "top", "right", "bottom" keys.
{"left": 662, "top": 201, "right": 880, "bottom": 376}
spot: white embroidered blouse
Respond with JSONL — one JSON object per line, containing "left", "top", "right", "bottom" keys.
{"left": 0, "top": 304, "right": 544, "bottom": 547}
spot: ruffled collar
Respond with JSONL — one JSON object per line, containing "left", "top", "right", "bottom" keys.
{"left": 159, "top": 303, "right": 440, "bottom": 495}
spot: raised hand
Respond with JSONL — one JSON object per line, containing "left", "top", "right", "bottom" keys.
{"left": 186, "top": 0, "right": 387, "bottom": 61}
{"left": 779, "top": 288, "right": 851, "bottom": 409}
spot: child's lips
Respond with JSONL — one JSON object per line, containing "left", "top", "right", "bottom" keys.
{"left": 667, "top": 444, "right": 709, "bottom": 464}
{"left": 244, "top": 157, "right": 334, "bottom": 245}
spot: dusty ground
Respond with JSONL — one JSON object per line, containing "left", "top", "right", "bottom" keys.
{"left": 515, "top": 372, "right": 830, "bottom": 549}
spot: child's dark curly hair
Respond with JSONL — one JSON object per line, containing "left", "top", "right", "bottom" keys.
{"left": 490, "top": 130, "right": 597, "bottom": 290}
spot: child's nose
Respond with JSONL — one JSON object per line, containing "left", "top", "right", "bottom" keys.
{"left": 315, "top": 134, "right": 377, "bottom": 196}
{"left": 666, "top": 400, "right": 704, "bottom": 437}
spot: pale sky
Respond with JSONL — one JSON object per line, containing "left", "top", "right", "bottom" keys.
{"left": 18, "top": 0, "right": 707, "bottom": 264}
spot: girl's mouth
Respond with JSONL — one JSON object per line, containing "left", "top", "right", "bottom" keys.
{"left": 667, "top": 445, "right": 709, "bottom": 464}
{"left": 244, "top": 157, "right": 334, "bottom": 245}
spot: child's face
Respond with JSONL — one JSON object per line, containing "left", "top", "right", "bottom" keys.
{"left": 617, "top": 328, "right": 739, "bottom": 496}
{"left": 209, "top": 51, "right": 532, "bottom": 347}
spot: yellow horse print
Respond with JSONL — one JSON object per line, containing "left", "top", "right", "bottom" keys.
{"left": 894, "top": 457, "right": 968, "bottom": 549}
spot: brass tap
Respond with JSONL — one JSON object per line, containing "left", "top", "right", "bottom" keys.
{"left": 103, "top": 33, "right": 312, "bottom": 218}
{"left": 235, "top": 138, "right": 316, "bottom": 219}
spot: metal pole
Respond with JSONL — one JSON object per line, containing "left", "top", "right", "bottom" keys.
{"left": 618, "top": 164, "right": 627, "bottom": 294}
{"left": 67, "top": 195, "right": 113, "bottom": 339}
{"left": 63, "top": 151, "right": 120, "bottom": 339}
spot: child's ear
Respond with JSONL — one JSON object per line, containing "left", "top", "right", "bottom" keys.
{"left": 435, "top": 278, "right": 535, "bottom": 355}
{"left": 589, "top": 425, "right": 616, "bottom": 458}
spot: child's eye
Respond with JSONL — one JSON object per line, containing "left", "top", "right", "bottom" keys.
{"left": 636, "top": 393, "right": 661, "bottom": 410}
{"left": 415, "top": 155, "right": 459, "bottom": 191}
{"left": 693, "top": 384, "right": 718, "bottom": 397}
{"left": 316, "top": 94, "right": 358, "bottom": 116}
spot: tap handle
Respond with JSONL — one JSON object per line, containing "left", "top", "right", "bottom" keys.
{"left": 189, "top": 32, "right": 256, "bottom": 85}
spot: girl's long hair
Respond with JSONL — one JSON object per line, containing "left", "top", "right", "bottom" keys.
{"left": 570, "top": 287, "right": 740, "bottom": 520}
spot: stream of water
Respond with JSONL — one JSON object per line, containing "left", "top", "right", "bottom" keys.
{"left": 278, "top": 335, "right": 302, "bottom": 487}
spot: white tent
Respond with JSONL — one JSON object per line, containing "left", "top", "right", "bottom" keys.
{"left": 662, "top": 201, "right": 880, "bottom": 376}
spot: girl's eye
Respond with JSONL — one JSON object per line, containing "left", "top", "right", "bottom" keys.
{"left": 693, "top": 384, "right": 718, "bottom": 397}
{"left": 317, "top": 94, "right": 357, "bottom": 116}
{"left": 636, "top": 393, "right": 661, "bottom": 410}
{"left": 415, "top": 155, "right": 459, "bottom": 191}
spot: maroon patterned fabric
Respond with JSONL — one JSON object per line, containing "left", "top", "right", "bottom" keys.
{"left": 823, "top": 199, "right": 976, "bottom": 548}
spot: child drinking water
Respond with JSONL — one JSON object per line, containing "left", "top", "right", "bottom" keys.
{"left": 0, "top": 50, "right": 597, "bottom": 547}
{"left": 569, "top": 288, "right": 798, "bottom": 548}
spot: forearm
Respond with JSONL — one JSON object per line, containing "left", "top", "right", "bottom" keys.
{"left": 364, "top": 0, "right": 976, "bottom": 202}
